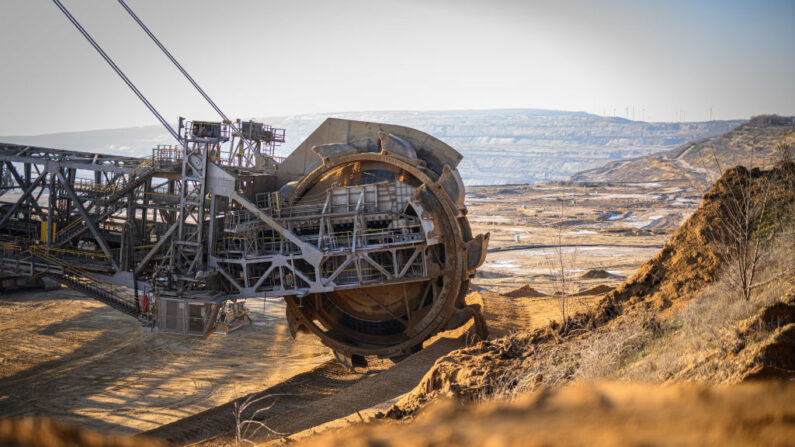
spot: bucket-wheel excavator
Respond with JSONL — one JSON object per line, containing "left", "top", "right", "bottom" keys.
{"left": 0, "top": 0, "right": 489, "bottom": 366}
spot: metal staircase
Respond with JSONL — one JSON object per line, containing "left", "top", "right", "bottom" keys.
{"left": 53, "top": 204, "right": 121, "bottom": 246}
{"left": 53, "top": 160, "right": 154, "bottom": 247}
{"left": 29, "top": 246, "right": 141, "bottom": 318}
{"left": 98, "top": 160, "right": 155, "bottom": 204}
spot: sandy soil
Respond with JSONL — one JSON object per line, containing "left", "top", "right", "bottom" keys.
{"left": 296, "top": 381, "right": 795, "bottom": 447}
{"left": 0, "top": 289, "right": 329, "bottom": 433}
{"left": 0, "top": 283, "right": 606, "bottom": 444}
{"left": 197, "top": 336, "right": 469, "bottom": 446}
{"left": 0, "top": 181, "right": 696, "bottom": 441}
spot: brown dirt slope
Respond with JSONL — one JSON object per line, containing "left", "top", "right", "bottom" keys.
{"left": 0, "top": 417, "right": 165, "bottom": 447}
{"left": 299, "top": 382, "right": 795, "bottom": 447}
{"left": 385, "top": 163, "right": 795, "bottom": 416}
{"left": 673, "top": 289, "right": 795, "bottom": 383}
{"left": 589, "top": 162, "right": 794, "bottom": 324}
{"left": 575, "top": 284, "right": 614, "bottom": 296}
{"left": 579, "top": 269, "right": 619, "bottom": 280}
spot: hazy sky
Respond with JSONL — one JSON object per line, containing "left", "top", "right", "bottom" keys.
{"left": 1, "top": 0, "right": 793, "bottom": 135}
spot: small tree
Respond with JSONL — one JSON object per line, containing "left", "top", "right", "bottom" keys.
{"left": 708, "top": 161, "right": 795, "bottom": 301}
{"left": 545, "top": 205, "right": 579, "bottom": 329}
{"left": 775, "top": 142, "right": 792, "bottom": 165}
{"left": 703, "top": 139, "right": 795, "bottom": 301}
{"left": 712, "top": 168, "right": 773, "bottom": 300}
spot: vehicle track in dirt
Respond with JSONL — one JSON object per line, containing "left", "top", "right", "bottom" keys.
{"left": 145, "top": 337, "right": 467, "bottom": 446}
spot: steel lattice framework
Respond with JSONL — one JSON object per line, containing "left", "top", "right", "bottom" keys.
{"left": 0, "top": 119, "right": 489, "bottom": 364}
{"left": 0, "top": 1, "right": 489, "bottom": 365}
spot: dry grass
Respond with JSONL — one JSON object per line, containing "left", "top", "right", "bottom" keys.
{"left": 620, "top": 226, "right": 794, "bottom": 383}
{"left": 390, "top": 164, "right": 795, "bottom": 419}
{"left": 494, "top": 309, "right": 667, "bottom": 397}
{"left": 575, "top": 310, "right": 665, "bottom": 381}
{"left": 493, "top": 223, "right": 795, "bottom": 396}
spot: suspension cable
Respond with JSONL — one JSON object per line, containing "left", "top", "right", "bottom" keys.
{"left": 117, "top": 0, "right": 237, "bottom": 130}
{"left": 51, "top": 0, "right": 182, "bottom": 144}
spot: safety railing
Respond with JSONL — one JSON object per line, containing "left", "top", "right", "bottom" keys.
{"left": 69, "top": 157, "right": 154, "bottom": 197}
{"left": 44, "top": 246, "right": 109, "bottom": 259}
{"left": 220, "top": 218, "right": 425, "bottom": 258}
{"left": 255, "top": 191, "right": 281, "bottom": 211}
{"left": 152, "top": 145, "right": 184, "bottom": 167}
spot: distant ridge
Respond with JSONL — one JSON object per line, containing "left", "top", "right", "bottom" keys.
{"left": 0, "top": 109, "right": 744, "bottom": 185}
{"left": 570, "top": 115, "right": 795, "bottom": 187}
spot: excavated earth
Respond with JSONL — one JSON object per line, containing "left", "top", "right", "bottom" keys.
{"left": 296, "top": 381, "right": 795, "bottom": 447}
{"left": 382, "top": 163, "right": 795, "bottom": 420}
{"left": 2, "top": 164, "right": 794, "bottom": 445}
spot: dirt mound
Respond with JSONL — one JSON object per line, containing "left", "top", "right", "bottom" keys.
{"left": 736, "top": 306, "right": 795, "bottom": 380}
{"left": 383, "top": 164, "right": 795, "bottom": 418}
{"left": 496, "top": 188, "right": 520, "bottom": 195}
{"left": 380, "top": 335, "right": 532, "bottom": 418}
{"left": 587, "top": 163, "right": 794, "bottom": 326}
{"left": 641, "top": 213, "right": 683, "bottom": 230}
{"left": 305, "top": 382, "right": 795, "bottom": 447}
{"left": 580, "top": 269, "right": 610, "bottom": 279}
{"left": 674, "top": 290, "right": 795, "bottom": 383}
{"left": 0, "top": 417, "right": 165, "bottom": 447}
{"left": 504, "top": 285, "right": 546, "bottom": 298}
{"left": 575, "top": 284, "right": 615, "bottom": 296}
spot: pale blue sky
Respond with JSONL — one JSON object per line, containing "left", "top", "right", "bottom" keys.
{"left": 1, "top": 0, "right": 793, "bottom": 135}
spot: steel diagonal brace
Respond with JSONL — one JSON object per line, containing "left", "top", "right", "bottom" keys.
{"left": 324, "top": 255, "right": 354, "bottom": 286}
{"left": 398, "top": 247, "right": 423, "bottom": 278}
{"left": 361, "top": 253, "right": 394, "bottom": 280}
{"left": 4, "top": 162, "right": 47, "bottom": 218}
{"left": 216, "top": 264, "right": 243, "bottom": 292}
{"left": 229, "top": 191, "right": 324, "bottom": 267}
{"left": 135, "top": 221, "right": 178, "bottom": 275}
{"left": 251, "top": 262, "right": 278, "bottom": 290}
{"left": 0, "top": 173, "right": 45, "bottom": 228}
{"left": 57, "top": 171, "right": 120, "bottom": 271}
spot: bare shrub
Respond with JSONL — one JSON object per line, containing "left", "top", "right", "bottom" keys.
{"left": 233, "top": 393, "right": 287, "bottom": 446}
{"left": 544, "top": 205, "right": 580, "bottom": 329}
{"left": 490, "top": 311, "right": 665, "bottom": 398}
{"left": 701, "top": 139, "right": 795, "bottom": 302}
{"left": 617, "top": 229, "right": 793, "bottom": 383}
{"left": 775, "top": 141, "right": 792, "bottom": 165}
{"left": 712, "top": 169, "right": 773, "bottom": 300}
{"left": 705, "top": 162, "right": 795, "bottom": 302}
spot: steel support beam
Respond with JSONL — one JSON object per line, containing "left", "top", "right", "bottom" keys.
{"left": 57, "top": 171, "right": 120, "bottom": 271}
{"left": 4, "top": 162, "right": 47, "bottom": 218}
{"left": 229, "top": 191, "right": 324, "bottom": 266}
{"left": 0, "top": 172, "right": 45, "bottom": 228}
{"left": 135, "top": 220, "right": 178, "bottom": 275}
